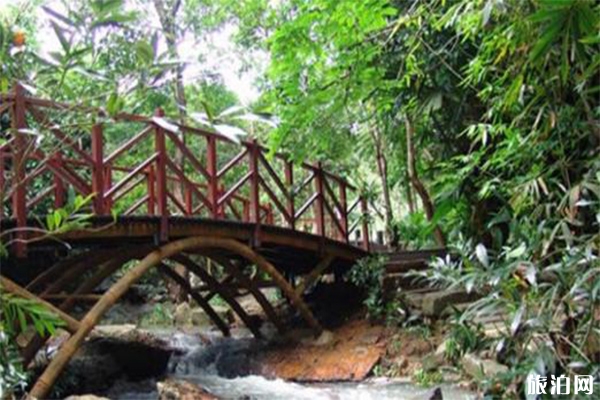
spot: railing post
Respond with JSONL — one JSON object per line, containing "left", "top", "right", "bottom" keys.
{"left": 185, "top": 185, "right": 193, "bottom": 215}
{"left": 361, "top": 196, "right": 370, "bottom": 251}
{"left": 147, "top": 165, "right": 155, "bottom": 215}
{"left": 91, "top": 123, "right": 105, "bottom": 214}
{"left": 285, "top": 160, "right": 295, "bottom": 230}
{"left": 0, "top": 151, "right": 4, "bottom": 213}
{"left": 206, "top": 136, "right": 219, "bottom": 218}
{"left": 339, "top": 182, "right": 348, "bottom": 243}
{"left": 217, "top": 184, "right": 225, "bottom": 218}
{"left": 242, "top": 200, "right": 250, "bottom": 222}
{"left": 53, "top": 154, "right": 65, "bottom": 209}
{"left": 314, "top": 162, "right": 325, "bottom": 238}
{"left": 265, "top": 203, "right": 274, "bottom": 225}
{"left": 104, "top": 165, "right": 112, "bottom": 211}
{"left": 12, "top": 83, "right": 27, "bottom": 257}
{"left": 154, "top": 108, "right": 168, "bottom": 241}
{"left": 249, "top": 140, "right": 260, "bottom": 223}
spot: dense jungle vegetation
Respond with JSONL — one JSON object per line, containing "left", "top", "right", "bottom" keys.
{"left": 0, "top": 0, "right": 598, "bottom": 398}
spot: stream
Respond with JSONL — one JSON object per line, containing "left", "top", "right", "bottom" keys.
{"left": 101, "top": 329, "right": 477, "bottom": 400}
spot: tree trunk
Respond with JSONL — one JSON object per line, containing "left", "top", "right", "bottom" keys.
{"left": 153, "top": 0, "right": 189, "bottom": 302}
{"left": 368, "top": 124, "right": 394, "bottom": 245}
{"left": 153, "top": 0, "right": 186, "bottom": 171}
{"left": 405, "top": 116, "right": 446, "bottom": 247}
{"left": 405, "top": 169, "right": 415, "bottom": 214}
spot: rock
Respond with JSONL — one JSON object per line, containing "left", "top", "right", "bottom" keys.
{"left": 421, "top": 290, "right": 479, "bottom": 317}
{"left": 190, "top": 307, "right": 211, "bottom": 327}
{"left": 421, "top": 352, "right": 445, "bottom": 372}
{"left": 174, "top": 302, "right": 192, "bottom": 326}
{"left": 64, "top": 396, "right": 111, "bottom": 400}
{"left": 51, "top": 326, "right": 174, "bottom": 396}
{"left": 462, "top": 353, "right": 508, "bottom": 380}
{"left": 422, "top": 341, "right": 447, "bottom": 371}
{"left": 424, "top": 387, "right": 443, "bottom": 400}
{"left": 157, "top": 378, "right": 219, "bottom": 400}
{"left": 408, "top": 387, "right": 443, "bottom": 400}
{"left": 257, "top": 320, "right": 385, "bottom": 381}
{"left": 302, "top": 330, "right": 335, "bottom": 346}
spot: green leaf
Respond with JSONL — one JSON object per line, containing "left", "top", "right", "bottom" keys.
{"left": 106, "top": 92, "right": 123, "bottom": 116}
{"left": 42, "top": 6, "right": 76, "bottom": 27}
{"left": 529, "top": 14, "right": 565, "bottom": 62}
{"left": 50, "top": 21, "right": 71, "bottom": 54}
{"left": 135, "top": 40, "right": 154, "bottom": 65}
{"left": 94, "top": 0, "right": 124, "bottom": 16}
{"left": 53, "top": 210, "right": 63, "bottom": 230}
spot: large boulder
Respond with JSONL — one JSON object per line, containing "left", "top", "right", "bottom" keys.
{"left": 421, "top": 290, "right": 479, "bottom": 317}
{"left": 157, "top": 379, "right": 219, "bottom": 400}
{"left": 48, "top": 325, "right": 174, "bottom": 396}
{"left": 461, "top": 353, "right": 508, "bottom": 380}
{"left": 407, "top": 387, "right": 443, "bottom": 400}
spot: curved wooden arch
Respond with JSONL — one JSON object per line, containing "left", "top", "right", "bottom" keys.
{"left": 26, "top": 247, "right": 129, "bottom": 293}
{"left": 22, "top": 246, "right": 154, "bottom": 365}
{"left": 29, "top": 236, "right": 322, "bottom": 399}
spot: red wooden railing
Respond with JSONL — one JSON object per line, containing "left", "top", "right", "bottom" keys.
{"left": 0, "top": 84, "right": 370, "bottom": 256}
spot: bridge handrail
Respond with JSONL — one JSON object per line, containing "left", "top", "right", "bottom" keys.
{"left": 0, "top": 83, "right": 371, "bottom": 256}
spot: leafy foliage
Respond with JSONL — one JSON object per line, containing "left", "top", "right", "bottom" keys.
{"left": 0, "top": 291, "right": 64, "bottom": 398}
{"left": 347, "top": 255, "right": 397, "bottom": 322}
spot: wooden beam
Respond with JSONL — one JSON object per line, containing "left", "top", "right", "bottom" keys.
{"left": 210, "top": 255, "right": 285, "bottom": 334}
{"left": 296, "top": 254, "right": 335, "bottom": 295}
{"left": 158, "top": 265, "right": 230, "bottom": 337}
{"left": 171, "top": 254, "right": 262, "bottom": 339}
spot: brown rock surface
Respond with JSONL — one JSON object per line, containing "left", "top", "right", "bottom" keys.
{"left": 157, "top": 379, "right": 219, "bottom": 400}
{"left": 257, "top": 319, "right": 385, "bottom": 381}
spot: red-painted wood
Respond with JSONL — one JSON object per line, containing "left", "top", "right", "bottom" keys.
{"left": 207, "top": 136, "right": 219, "bottom": 218}
{"left": 91, "top": 123, "right": 105, "bottom": 214}
{"left": 53, "top": 155, "right": 65, "bottom": 209}
{"left": 11, "top": 83, "right": 27, "bottom": 257}
{"left": 249, "top": 140, "right": 260, "bottom": 224}
{"left": 314, "top": 162, "right": 325, "bottom": 238}
{"left": 0, "top": 87, "right": 371, "bottom": 254}
{"left": 339, "top": 182, "right": 348, "bottom": 243}
{"left": 284, "top": 160, "right": 294, "bottom": 230}
{"left": 147, "top": 165, "right": 155, "bottom": 215}
{"left": 154, "top": 108, "right": 168, "bottom": 241}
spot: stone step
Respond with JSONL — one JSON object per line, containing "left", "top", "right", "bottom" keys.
{"left": 381, "top": 248, "right": 447, "bottom": 262}
{"left": 384, "top": 260, "right": 429, "bottom": 274}
{"left": 382, "top": 273, "right": 432, "bottom": 292}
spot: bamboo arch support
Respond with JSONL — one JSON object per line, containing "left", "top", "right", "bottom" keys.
{"left": 22, "top": 246, "right": 155, "bottom": 365}
{"left": 29, "top": 236, "right": 322, "bottom": 399}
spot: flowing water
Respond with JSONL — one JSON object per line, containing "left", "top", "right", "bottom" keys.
{"left": 106, "top": 330, "right": 477, "bottom": 400}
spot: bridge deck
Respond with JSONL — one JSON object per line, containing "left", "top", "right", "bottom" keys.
{"left": 1, "top": 216, "right": 366, "bottom": 283}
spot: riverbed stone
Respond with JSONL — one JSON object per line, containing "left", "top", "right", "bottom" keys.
{"left": 49, "top": 326, "right": 175, "bottom": 396}
{"left": 256, "top": 319, "right": 385, "bottom": 381}
{"left": 157, "top": 378, "right": 219, "bottom": 400}
{"left": 64, "top": 395, "right": 111, "bottom": 400}
{"left": 462, "top": 353, "right": 508, "bottom": 379}
{"left": 407, "top": 387, "right": 444, "bottom": 400}
{"left": 174, "top": 302, "right": 192, "bottom": 325}
{"left": 421, "top": 290, "right": 479, "bottom": 317}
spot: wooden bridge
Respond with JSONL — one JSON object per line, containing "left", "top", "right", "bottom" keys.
{"left": 0, "top": 84, "right": 374, "bottom": 398}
